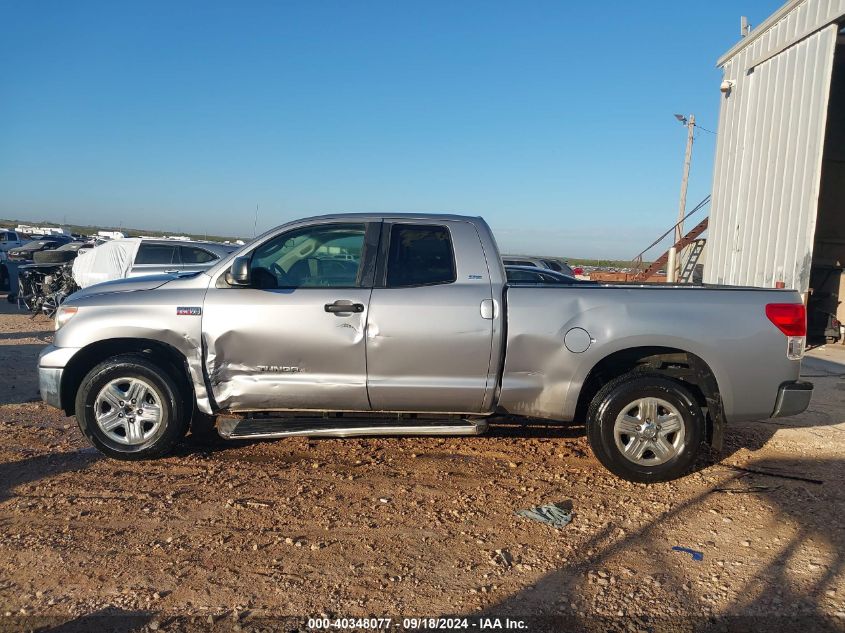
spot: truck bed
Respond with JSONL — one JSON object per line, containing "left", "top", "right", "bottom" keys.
{"left": 499, "top": 284, "right": 802, "bottom": 422}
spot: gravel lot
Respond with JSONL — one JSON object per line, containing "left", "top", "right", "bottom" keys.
{"left": 0, "top": 295, "right": 844, "bottom": 632}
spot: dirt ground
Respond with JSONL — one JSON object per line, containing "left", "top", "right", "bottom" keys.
{"left": 0, "top": 295, "right": 844, "bottom": 632}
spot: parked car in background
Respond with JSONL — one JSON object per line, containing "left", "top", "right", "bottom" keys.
{"left": 501, "top": 255, "right": 574, "bottom": 276}
{"left": 0, "top": 229, "right": 28, "bottom": 289}
{"left": 0, "top": 229, "right": 26, "bottom": 253}
{"left": 505, "top": 264, "right": 595, "bottom": 285}
{"left": 72, "top": 238, "right": 238, "bottom": 288}
{"left": 7, "top": 235, "right": 74, "bottom": 262}
{"left": 129, "top": 239, "right": 238, "bottom": 277}
{"left": 16, "top": 244, "right": 85, "bottom": 316}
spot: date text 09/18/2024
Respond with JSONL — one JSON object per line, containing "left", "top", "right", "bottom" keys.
{"left": 306, "top": 617, "right": 528, "bottom": 630}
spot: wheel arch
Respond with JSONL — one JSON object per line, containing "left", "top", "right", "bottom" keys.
{"left": 573, "top": 346, "right": 726, "bottom": 449}
{"left": 60, "top": 338, "right": 194, "bottom": 416}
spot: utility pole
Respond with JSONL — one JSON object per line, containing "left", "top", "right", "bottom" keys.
{"left": 667, "top": 113, "right": 695, "bottom": 283}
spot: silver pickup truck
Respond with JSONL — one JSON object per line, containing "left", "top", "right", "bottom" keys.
{"left": 38, "top": 214, "right": 812, "bottom": 482}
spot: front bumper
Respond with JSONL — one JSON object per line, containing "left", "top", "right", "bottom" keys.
{"left": 771, "top": 381, "right": 813, "bottom": 418}
{"left": 38, "top": 345, "right": 78, "bottom": 411}
{"left": 39, "top": 366, "right": 63, "bottom": 409}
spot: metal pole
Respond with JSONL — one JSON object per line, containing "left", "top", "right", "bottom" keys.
{"left": 668, "top": 113, "right": 695, "bottom": 283}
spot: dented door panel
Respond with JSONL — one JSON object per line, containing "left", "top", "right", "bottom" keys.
{"left": 202, "top": 287, "right": 372, "bottom": 412}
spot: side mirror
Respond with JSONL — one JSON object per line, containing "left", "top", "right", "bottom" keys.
{"left": 226, "top": 256, "right": 251, "bottom": 286}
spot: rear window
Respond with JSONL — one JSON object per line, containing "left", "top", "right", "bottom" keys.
{"left": 181, "top": 246, "right": 217, "bottom": 264}
{"left": 385, "top": 224, "right": 456, "bottom": 288}
{"left": 136, "top": 244, "right": 178, "bottom": 265}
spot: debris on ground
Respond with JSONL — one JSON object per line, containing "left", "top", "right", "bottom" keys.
{"left": 489, "top": 549, "right": 514, "bottom": 568}
{"left": 712, "top": 485, "right": 774, "bottom": 494}
{"left": 725, "top": 464, "right": 824, "bottom": 485}
{"left": 671, "top": 546, "right": 704, "bottom": 562}
{"left": 515, "top": 502, "right": 573, "bottom": 528}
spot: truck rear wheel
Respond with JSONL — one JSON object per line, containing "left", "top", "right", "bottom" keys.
{"left": 586, "top": 373, "right": 704, "bottom": 483}
{"left": 75, "top": 354, "right": 187, "bottom": 460}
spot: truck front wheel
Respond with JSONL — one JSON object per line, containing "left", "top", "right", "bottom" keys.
{"left": 75, "top": 354, "right": 187, "bottom": 460}
{"left": 586, "top": 373, "right": 704, "bottom": 483}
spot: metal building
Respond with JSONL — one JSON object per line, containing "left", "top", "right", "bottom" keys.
{"left": 704, "top": 0, "right": 845, "bottom": 324}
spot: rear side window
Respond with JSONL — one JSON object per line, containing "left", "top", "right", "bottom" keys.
{"left": 385, "top": 224, "right": 456, "bottom": 288}
{"left": 135, "top": 244, "right": 178, "bottom": 265}
{"left": 181, "top": 246, "right": 217, "bottom": 264}
{"left": 506, "top": 269, "right": 543, "bottom": 282}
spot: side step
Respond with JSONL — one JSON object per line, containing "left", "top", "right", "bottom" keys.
{"left": 217, "top": 416, "right": 490, "bottom": 440}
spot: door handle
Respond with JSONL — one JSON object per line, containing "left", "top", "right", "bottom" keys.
{"left": 164, "top": 269, "right": 179, "bottom": 274}
{"left": 325, "top": 301, "right": 364, "bottom": 314}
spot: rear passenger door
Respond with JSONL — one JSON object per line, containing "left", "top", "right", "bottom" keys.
{"left": 365, "top": 220, "right": 495, "bottom": 413}
{"left": 130, "top": 243, "right": 180, "bottom": 277}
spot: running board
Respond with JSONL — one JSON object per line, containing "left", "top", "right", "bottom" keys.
{"left": 217, "top": 416, "right": 489, "bottom": 440}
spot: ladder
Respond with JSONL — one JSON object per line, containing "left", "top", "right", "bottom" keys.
{"left": 634, "top": 217, "right": 709, "bottom": 281}
{"left": 678, "top": 239, "right": 706, "bottom": 283}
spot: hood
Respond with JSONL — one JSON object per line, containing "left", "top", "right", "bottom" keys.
{"left": 68, "top": 274, "right": 174, "bottom": 300}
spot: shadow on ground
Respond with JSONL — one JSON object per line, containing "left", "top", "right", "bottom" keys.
{"left": 0, "top": 343, "right": 46, "bottom": 404}
{"left": 0, "top": 329, "right": 52, "bottom": 342}
{"left": 2, "top": 608, "right": 154, "bottom": 633}
{"left": 469, "top": 455, "right": 845, "bottom": 632}
{"left": 0, "top": 449, "right": 101, "bottom": 503}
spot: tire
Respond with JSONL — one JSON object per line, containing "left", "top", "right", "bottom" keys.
{"left": 586, "top": 372, "right": 704, "bottom": 483}
{"left": 33, "top": 249, "right": 76, "bottom": 264}
{"left": 75, "top": 353, "right": 188, "bottom": 460}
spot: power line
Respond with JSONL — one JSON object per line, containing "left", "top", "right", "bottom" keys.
{"left": 631, "top": 194, "right": 711, "bottom": 263}
{"left": 694, "top": 123, "right": 717, "bottom": 135}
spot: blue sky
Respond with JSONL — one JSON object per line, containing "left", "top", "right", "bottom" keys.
{"left": 0, "top": 1, "right": 777, "bottom": 258}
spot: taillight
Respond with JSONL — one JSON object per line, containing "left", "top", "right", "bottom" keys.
{"left": 765, "top": 303, "right": 806, "bottom": 336}
{"left": 766, "top": 303, "right": 806, "bottom": 360}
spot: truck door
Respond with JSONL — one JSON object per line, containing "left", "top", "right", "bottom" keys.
{"left": 202, "top": 221, "right": 379, "bottom": 412}
{"left": 365, "top": 220, "right": 495, "bottom": 413}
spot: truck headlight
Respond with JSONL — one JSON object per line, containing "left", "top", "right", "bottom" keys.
{"left": 55, "top": 305, "right": 78, "bottom": 331}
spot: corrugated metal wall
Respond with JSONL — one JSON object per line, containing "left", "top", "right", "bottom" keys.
{"left": 704, "top": 0, "right": 844, "bottom": 293}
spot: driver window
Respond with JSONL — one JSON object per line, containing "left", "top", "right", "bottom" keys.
{"left": 250, "top": 223, "right": 366, "bottom": 289}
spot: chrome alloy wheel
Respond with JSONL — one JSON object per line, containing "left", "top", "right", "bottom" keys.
{"left": 613, "top": 397, "right": 685, "bottom": 466}
{"left": 93, "top": 377, "right": 164, "bottom": 445}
